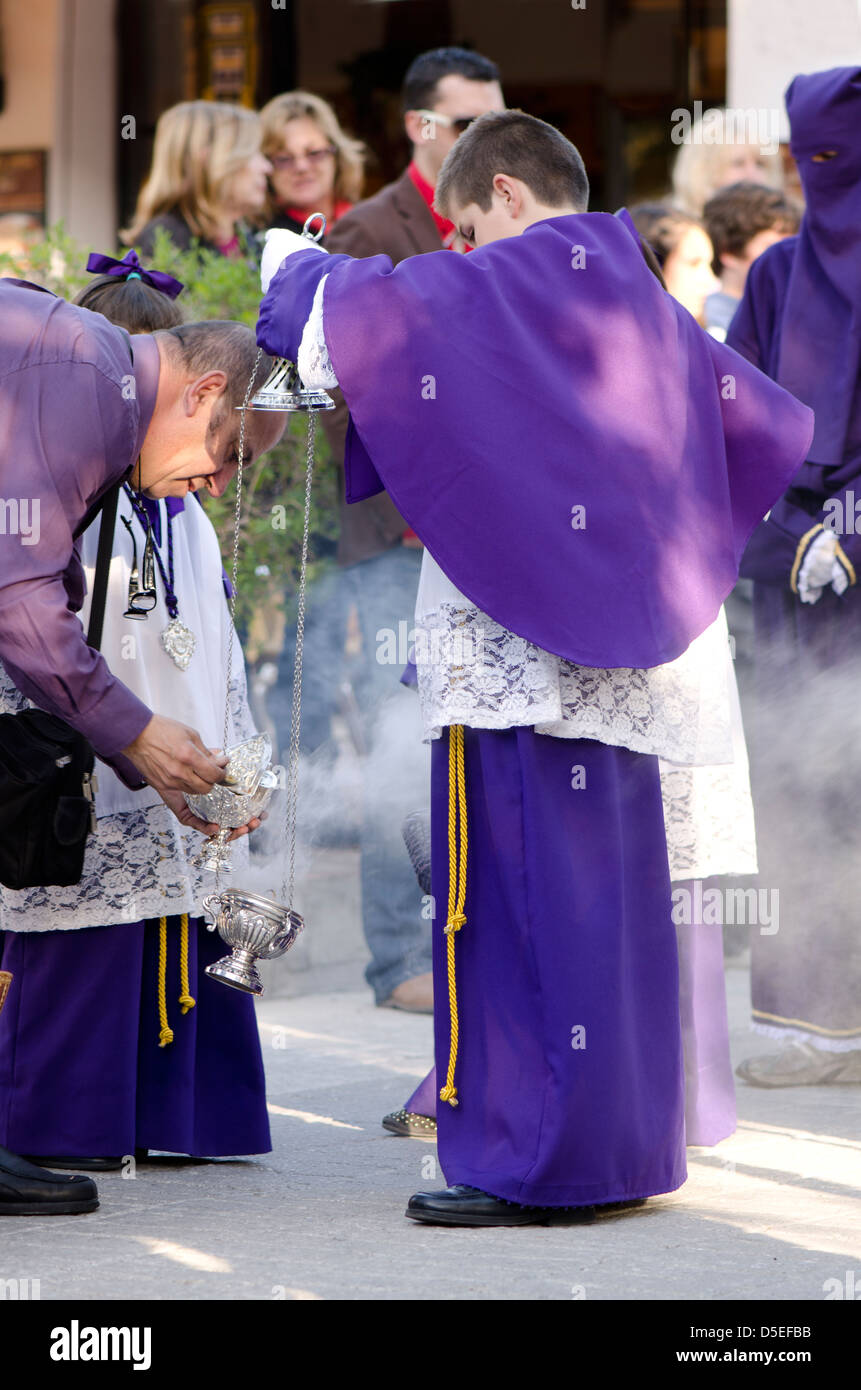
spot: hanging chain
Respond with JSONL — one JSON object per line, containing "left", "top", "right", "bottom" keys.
{"left": 223, "top": 347, "right": 263, "bottom": 752}
{"left": 282, "top": 410, "right": 316, "bottom": 909}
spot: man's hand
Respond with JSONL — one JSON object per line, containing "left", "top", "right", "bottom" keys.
{"left": 160, "top": 787, "right": 266, "bottom": 841}
{"left": 123, "top": 714, "right": 229, "bottom": 799}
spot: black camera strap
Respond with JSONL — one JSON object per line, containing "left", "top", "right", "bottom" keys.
{"left": 85, "top": 483, "right": 120, "bottom": 651}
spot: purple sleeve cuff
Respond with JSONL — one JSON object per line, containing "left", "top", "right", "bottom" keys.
{"left": 103, "top": 749, "right": 148, "bottom": 790}
{"left": 81, "top": 676, "right": 152, "bottom": 760}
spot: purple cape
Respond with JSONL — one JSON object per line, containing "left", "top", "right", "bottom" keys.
{"left": 259, "top": 213, "right": 812, "bottom": 668}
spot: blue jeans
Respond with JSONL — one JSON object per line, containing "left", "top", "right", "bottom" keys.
{"left": 346, "top": 546, "right": 431, "bottom": 1002}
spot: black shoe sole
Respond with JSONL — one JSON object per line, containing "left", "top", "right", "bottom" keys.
{"left": 24, "top": 1156, "right": 122, "bottom": 1171}
{"left": 405, "top": 1204, "right": 553, "bottom": 1227}
{"left": 0, "top": 1198, "right": 99, "bottom": 1216}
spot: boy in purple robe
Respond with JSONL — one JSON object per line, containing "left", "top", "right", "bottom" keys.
{"left": 726, "top": 67, "right": 861, "bottom": 1085}
{"left": 257, "top": 111, "right": 813, "bottom": 1226}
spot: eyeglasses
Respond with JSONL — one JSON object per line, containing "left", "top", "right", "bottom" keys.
{"left": 269, "top": 146, "right": 337, "bottom": 170}
{"left": 412, "top": 110, "right": 478, "bottom": 136}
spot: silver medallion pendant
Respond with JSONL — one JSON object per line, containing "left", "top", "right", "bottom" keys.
{"left": 161, "top": 618, "right": 196, "bottom": 671}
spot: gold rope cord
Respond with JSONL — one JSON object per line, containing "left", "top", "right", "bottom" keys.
{"left": 439, "top": 724, "right": 467, "bottom": 1108}
{"left": 157, "top": 914, "right": 196, "bottom": 1047}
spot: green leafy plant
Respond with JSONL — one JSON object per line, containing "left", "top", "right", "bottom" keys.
{"left": 0, "top": 222, "right": 339, "bottom": 660}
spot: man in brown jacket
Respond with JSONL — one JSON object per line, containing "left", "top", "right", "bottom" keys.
{"left": 320, "top": 48, "right": 504, "bottom": 1012}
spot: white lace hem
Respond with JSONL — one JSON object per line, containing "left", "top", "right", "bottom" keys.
{"left": 0, "top": 657, "right": 258, "bottom": 932}
{"left": 415, "top": 602, "right": 735, "bottom": 766}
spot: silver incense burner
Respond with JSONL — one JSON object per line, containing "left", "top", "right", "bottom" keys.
{"left": 186, "top": 735, "right": 283, "bottom": 874}
{"left": 201, "top": 887, "right": 304, "bottom": 995}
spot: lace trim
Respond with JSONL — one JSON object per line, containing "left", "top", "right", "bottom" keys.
{"left": 0, "top": 659, "right": 257, "bottom": 931}
{"left": 415, "top": 602, "right": 735, "bottom": 765}
{"left": 660, "top": 762, "right": 757, "bottom": 880}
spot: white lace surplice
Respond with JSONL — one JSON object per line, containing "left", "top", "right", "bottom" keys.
{"left": 300, "top": 275, "right": 758, "bottom": 880}
{"left": 0, "top": 496, "right": 257, "bottom": 931}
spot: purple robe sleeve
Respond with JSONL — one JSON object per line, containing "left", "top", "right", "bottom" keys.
{"left": 257, "top": 248, "right": 351, "bottom": 366}
{"left": 0, "top": 362, "right": 152, "bottom": 769}
{"left": 257, "top": 247, "right": 389, "bottom": 504}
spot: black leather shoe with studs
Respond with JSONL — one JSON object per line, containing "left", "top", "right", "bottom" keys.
{"left": 405, "top": 1183, "right": 594, "bottom": 1227}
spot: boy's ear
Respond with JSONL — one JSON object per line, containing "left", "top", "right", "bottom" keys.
{"left": 492, "top": 173, "right": 524, "bottom": 218}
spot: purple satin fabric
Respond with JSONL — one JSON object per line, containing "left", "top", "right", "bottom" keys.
{"left": 775, "top": 68, "right": 861, "bottom": 469}
{"left": 0, "top": 918, "right": 271, "bottom": 1157}
{"left": 674, "top": 882, "right": 736, "bottom": 1147}
{"left": 259, "top": 214, "right": 813, "bottom": 669}
{"left": 428, "top": 727, "right": 686, "bottom": 1207}
{"left": 404, "top": 881, "right": 737, "bottom": 1148}
{"left": 729, "top": 70, "right": 861, "bottom": 582}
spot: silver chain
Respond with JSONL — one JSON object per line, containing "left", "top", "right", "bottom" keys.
{"left": 282, "top": 410, "right": 316, "bottom": 909}
{"left": 223, "top": 347, "right": 263, "bottom": 752}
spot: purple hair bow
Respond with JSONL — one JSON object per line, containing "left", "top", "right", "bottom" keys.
{"left": 85, "top": 249, "right": 184, "bottom": 299}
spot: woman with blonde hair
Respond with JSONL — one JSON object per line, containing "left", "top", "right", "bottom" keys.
{"left": 123, "top": 100, "right": 272, "bottom": 258}
{"left": 672, "top": 107, "right": 785, "bottom": 217}
{"left": 260, "top": 91, "right": 365, "bottom": 235}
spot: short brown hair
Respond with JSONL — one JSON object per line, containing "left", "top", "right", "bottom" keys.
{"left": 159, "top": 321, "right": 274, "bottom": 412}
{"left": 435, "top": 110, "right": 589, "bottom": 220}
{"left": 703, "top": 181, "right": 801, "bottom": 274}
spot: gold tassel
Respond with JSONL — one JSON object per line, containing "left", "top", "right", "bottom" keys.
{"left": 178, "top": 913, "right": 196, "bottom": 1014}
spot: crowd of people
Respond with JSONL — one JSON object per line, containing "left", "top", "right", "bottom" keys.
{"left": 0, "top": 46, "right": 858, "bottom": 1229}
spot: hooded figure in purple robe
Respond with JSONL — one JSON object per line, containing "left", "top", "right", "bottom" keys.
{"left": 726, "top": 67, "right": 861, "bottom": 1085}
{"left": 258, "top": 111, "right": 813, "bottom": 1225}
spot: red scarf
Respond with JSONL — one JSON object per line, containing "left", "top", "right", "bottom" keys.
{"left": 407, "top": 162, "right": 470, "bottom": 252}
{"left": 283, "top": 199, "right": 353, "bottom": 228}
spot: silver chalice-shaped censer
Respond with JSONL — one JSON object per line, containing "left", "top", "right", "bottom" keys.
{"left": 187, "top": 213, "right": 335, "bottom": 994}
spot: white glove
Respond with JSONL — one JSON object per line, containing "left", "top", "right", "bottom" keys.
{"left": 831, "top": 548, "right": 853, "bottom": 597}
{"left": 260, "top": 227, "right": 327, "bottom": 294}
{"left": 797, "top": 529, "right": 837, "bottom": 604}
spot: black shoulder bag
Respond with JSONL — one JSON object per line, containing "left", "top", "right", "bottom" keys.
{"left": 0, "top": 484, "right": 120, "bottom": 890}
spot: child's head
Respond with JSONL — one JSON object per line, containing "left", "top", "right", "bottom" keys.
{"left": 629, "top": 203, "right": 719, "bottom": 324}
{"left": 73, "top": 258, "right": 185, "bottom": 335}
{"left": 703, "top": 181, "right": 800, "bottom": 295}
{"left": 435, "top": 110, "right": 589, "bottom": 247}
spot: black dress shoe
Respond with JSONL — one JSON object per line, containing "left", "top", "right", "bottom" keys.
{"left": 406, "top": 1183, "right": 592, "bottom": 1227}
{"left": 25, "top": 1155, "right": 123, "bottom": 1172}
{"left": 0, "top": 1147, "right": 99, "bottom": 1215}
